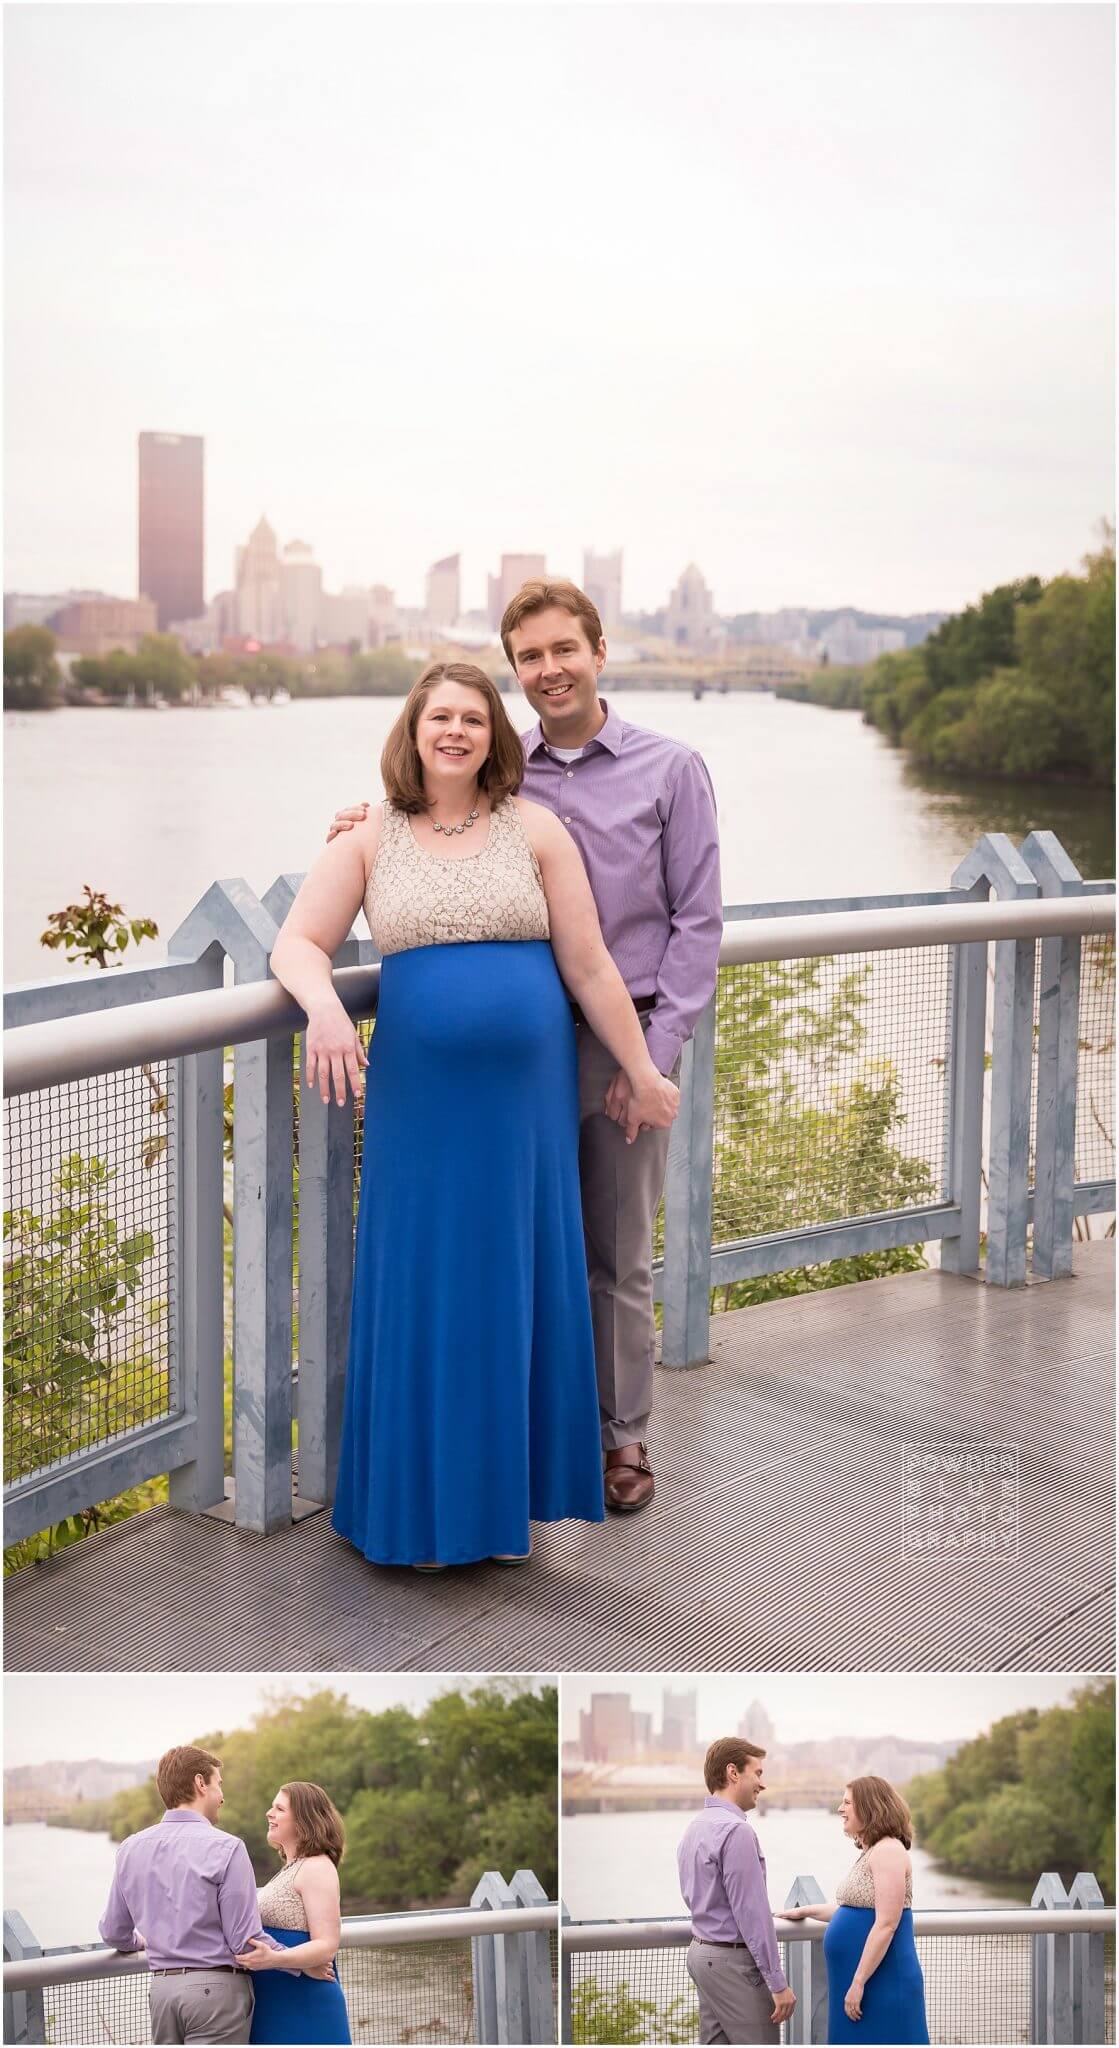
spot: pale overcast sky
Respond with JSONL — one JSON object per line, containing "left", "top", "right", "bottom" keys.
{"left": 5, "top": 1673, "right": 546, "bottom": 1768}
{"left": 5, "top": 3, "right": 1113, "bottom": 615}
{"left": 561, "top": 1672, "right": 1088, "bottom": 1745}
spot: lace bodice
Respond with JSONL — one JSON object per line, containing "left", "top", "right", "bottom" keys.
{"left": 363, "top": 797, "right": 550, "bottom": 956}
{"left": 257, "top": 1859, "right": 309, "bottom": 1931}
{"left": 835, "top": 1849, "right": 913, "bottom": 1909}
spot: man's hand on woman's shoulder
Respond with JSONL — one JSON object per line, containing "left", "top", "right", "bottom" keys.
{"left": 327, "top": 800, "right": 371, "bottom": 842}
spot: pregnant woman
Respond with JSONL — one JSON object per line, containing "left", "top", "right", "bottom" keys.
{"left": 269, "top": 661, "right": 678, "bottom": 1568}
{"left": 783, "top": 1777, "right": 929, "bottom": 2044}
{"left": 237, "top": 1783, "right": 351, "bottom": 2044}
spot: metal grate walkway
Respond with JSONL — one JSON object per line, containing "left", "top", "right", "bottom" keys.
{"left": 5, "top": 1241, "right": 1113, "bottom": 1672}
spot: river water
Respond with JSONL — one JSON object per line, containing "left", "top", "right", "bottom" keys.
{"left": 561, "top": 1806, "right": 1026, "bottom": 1921}
{"left": 4, "top": 1822, "right": 121, "bottom": 1946}
{"left": 4, "top": 694, "right": 1113, "bottom": 987}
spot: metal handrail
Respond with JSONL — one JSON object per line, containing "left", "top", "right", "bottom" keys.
{"left": 4, "top": 894, "right": 1113, "bottom": 1097}
{"left": 3, "top": 1901, "right": 559, "bottom": 1990}
{"left": 564, "top": 1907, "right": 1117, "bottom": 1949}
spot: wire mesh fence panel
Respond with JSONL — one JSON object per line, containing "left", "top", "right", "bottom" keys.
{"left": 710, "top": 949, "right": 951, "bottom": 1248}
{"left": 4, "top": 1066, "right": 176, "bottom": 1489}
{"left": 566, "top": 1931, "right": 1113, "bottom": 2047}
{"left": 44, "top": 1969, "right": 151, "bottom": 2044}
{"left": 918, "top": 1931, "right": 1032, "bottom": 2045}
{"left": 568, "top": 1948, "right": 698, "bottom": 2044}
{"left": 1076, "top": 935, "right": 1115, "bottom": 1189}
{"left": 337, "top": 1937, "right": 474, "bottom": 2043}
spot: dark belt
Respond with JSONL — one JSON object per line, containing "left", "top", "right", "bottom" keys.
{"left": 695, "top": 1939, "right": 751, "bottom": 1949}
{"left": 151, "top": 1966, "right": 239, "bottom": 1976}
{"left": 571, "top": 993, "right": 656, "bottom": 1030}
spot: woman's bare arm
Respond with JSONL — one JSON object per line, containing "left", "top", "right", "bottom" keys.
{"left": 269, "top": 811, "right": 380, "bottom": 1105}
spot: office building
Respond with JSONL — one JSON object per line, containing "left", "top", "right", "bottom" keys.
{"left": 738, "top": 1701, "right": 776, "bottom": 1749}
{"left": 581, "top": 1693, "right": 634, "bottom": 1762}
{"left": 489, "top": 553, "right": 547, "bottom": 629}
{"left": 665, "top": 564, "right": 715, "bottom": 650}
{"left": 281, "top": 540, "right": 323, "bottom": 651}
{"left": 138, "top": 431, "right": 204, "bottom": 630}
{"left": 583, "top": 548, "right": 622, "bottom": 629}
{"left": 52, "top": 595, "right": 158, "bottom": 657}
{"left": 235, "top": 517, "right": 284, "bottom": 643}
{"left": 660, "top": 1687, "right": 698, "bottom": 1756}
{"left": 426, "top": 554, "right": 461, "bottom": 628}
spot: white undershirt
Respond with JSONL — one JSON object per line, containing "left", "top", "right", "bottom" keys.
{"left": 546, "top": 744, "right": 587, "bottom": 763}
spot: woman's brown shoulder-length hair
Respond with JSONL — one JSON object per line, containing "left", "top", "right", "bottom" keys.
{"left": 848, "top": 1776, "right": 914, "bottom": 1850}
{"left": 381, "top": 661, "right": 525, "bottom": 813}
{"left": 280, "top": 1781, "right": 346, "bottom": 1866}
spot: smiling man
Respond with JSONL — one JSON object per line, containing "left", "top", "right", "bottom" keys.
{"left": 329, "top": 577, "right": 722, "bottom": 1512}
{"left": 501, "top": 580, "right": 722, "bottom": 1510}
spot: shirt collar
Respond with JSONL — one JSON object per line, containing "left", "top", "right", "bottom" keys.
{"left": 161, "top": 1810, "right": 209, "bottom": 1825}
{"left": 704, "top": 1795, "right": 743, "bottom": 1816}
{"left": 523, "top": 696, "right": 624, "bottom": 759}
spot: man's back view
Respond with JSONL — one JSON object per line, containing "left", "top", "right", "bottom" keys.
{"left": 99, "top": 1745, "right": 263, "bottom": 2045}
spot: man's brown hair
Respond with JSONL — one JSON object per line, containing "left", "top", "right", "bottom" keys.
{"left": 279, "top": 1782, "right": 346, "bottom": 1867}
{"left": 847, "top": 1776, "right": 914, "bottom": 1850}
{"left": 380, "top": 661, "right": 524, "bottom": 814}
{"left": 703, "top": 1738, "right": 766, "bottom": 1794}
{"left": 156, "top": 1745, "right": 222, "bottom": 1810}
{"left": 500, "top": 579, "right": 605, "bottom": 667}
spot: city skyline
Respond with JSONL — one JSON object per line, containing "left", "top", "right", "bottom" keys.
{"left": 562, "top": 1673, "right": 1083, "bottom": 1748}
{"left": 5, "top": 6, "right": 1112, "bottom": 614}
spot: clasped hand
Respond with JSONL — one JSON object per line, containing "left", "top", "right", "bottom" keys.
{"left": 603, "top": 1068, "right": 680, "bottom": 1145}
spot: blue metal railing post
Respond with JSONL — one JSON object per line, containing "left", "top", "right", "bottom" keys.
{"left": 1032, "top": 1873, "right": 1074, "bottom": 2044}
{"left": 661, "top": 992, "right": 716, "bottom": 1367}
{"left": 170, "top": 881, "right": 293, "bottom": 1532}
{"left": 511, "top": 1869, "right": 555, "bottom": 2045}
{"left": 3, "top": 1911, "right": 45, "bottom": 2046}
{"left": 165, "top": 920, "right": 227, "bottom": 1515}
{"left": 940, "top": 875, "right": 990, "bottom": 1278}
{"left": 782, "top": 1877, "right": 829, "bottom": 2045}
{"left": 263, "top": 874, "right": 357, "bottom": 1510}
{"left": 952, "top": 835, "right": 1040, "bottom": 1285}
{"left": 1068, "top": 1872, "right": 1106, "bottom": 2044}
{"left": 1019, "top": 834, "right": 1084, "bottom": 1281}
{"left": 471, "top": 1872, "right": 520, "bottom": 2045}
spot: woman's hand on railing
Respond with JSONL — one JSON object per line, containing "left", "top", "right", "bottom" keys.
{"left": 305, "top": 998, "right": 368, "bottom": 1106}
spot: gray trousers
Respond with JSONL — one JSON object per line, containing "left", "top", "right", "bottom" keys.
{"left": 149, "top": 1971, "right": 254, "bottom": 2045}
{"left": 686, "top": 1941, "right": 779, "bottom": 2045}
{"left": 576, "top": 1021, "right": 679, "bottom": 1451}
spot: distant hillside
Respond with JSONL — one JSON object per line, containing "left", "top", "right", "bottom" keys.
{"left": 5, "top": 1758, "right": 156, "bottom": 1822}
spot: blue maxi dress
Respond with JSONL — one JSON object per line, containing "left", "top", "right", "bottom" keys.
{"left": 248, "top": 1928, "right": 351, "bottom": 2043}
{"left": 331, "top": 932, "right": 606, "bottom": 1566}
{"left": 824, "top": 1906, "right": 929, "bottom": 2044}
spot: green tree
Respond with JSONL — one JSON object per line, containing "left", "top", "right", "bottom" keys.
{"left": 40, "top": 885, "right": 159, "bottom": 970}
{"left": 570, "top": 1980, "right": 694, "bottom": 2044}
{"left": 132, "top": 633, "right": 197, "bottom": 702}
{"left": 4, "top": 1155, "right": 163, "bottom": 1567}
{"left": 4, "top": 625, "right": 62, "bottom": 709}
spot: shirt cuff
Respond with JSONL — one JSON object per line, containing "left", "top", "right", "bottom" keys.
{"left": 766, "top": 1968, "right": 789, "bottom": 1995}
{"left": 642, "top": 1019, "right": 683, "bottom": 1076}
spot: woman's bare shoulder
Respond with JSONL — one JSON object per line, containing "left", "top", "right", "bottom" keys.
{"left": 512, "top": 795, "right": 565, "bottom": 843}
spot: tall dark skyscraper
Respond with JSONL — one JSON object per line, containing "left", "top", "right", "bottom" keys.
{"left": 138, "top": 431, "right": 204, "bottom": 628}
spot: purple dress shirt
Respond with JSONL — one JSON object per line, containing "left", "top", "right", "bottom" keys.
{"left": 99, "top": 1810, "right": 268, "bottom": 1972}
{"left": 677, "top": 1796, "right": 788, "bottom": 1995}
{"left": 519, "top": 699, "right": 723, "bottom": 1075}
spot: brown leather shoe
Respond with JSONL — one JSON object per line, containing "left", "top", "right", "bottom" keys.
{"left": 604, "top": 1444, "right": 655, "bottom": 1514}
